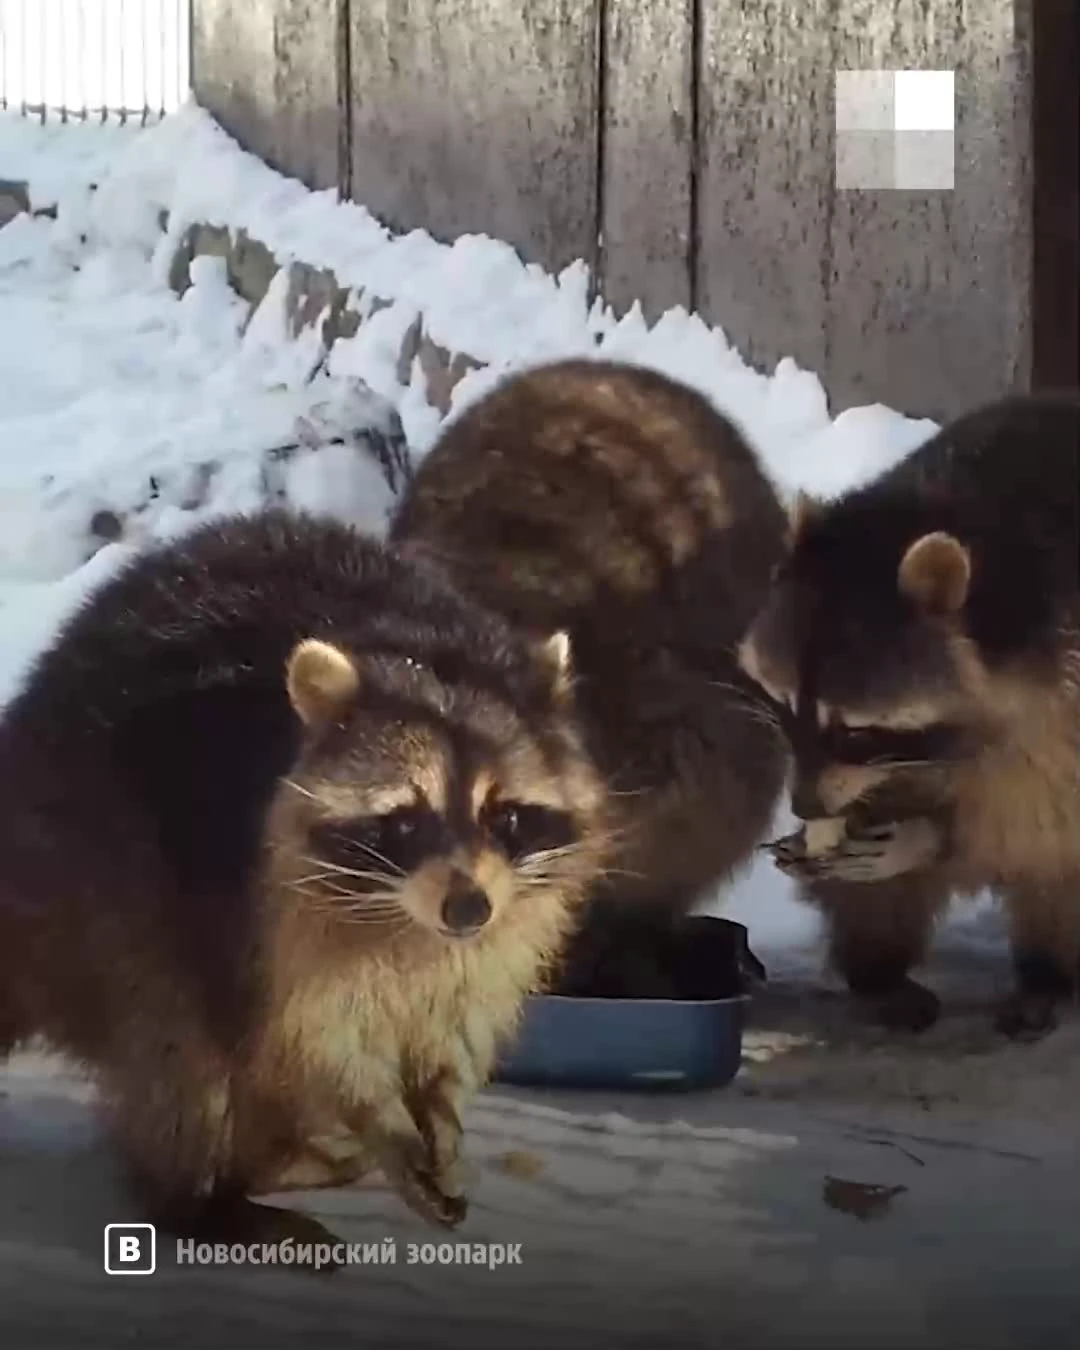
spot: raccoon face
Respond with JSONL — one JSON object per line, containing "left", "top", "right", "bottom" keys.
{"left": 269, "top": 635, "right": 608, "bottom": 943}
{"left": 739, "top": 507, "right": 980, "bottom": 819}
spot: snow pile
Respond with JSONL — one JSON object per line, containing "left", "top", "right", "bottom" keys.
{"left": 18, "top": 99, "right": 938, "bottom": 478}
{"left": 0, "top": 113, "right": 416, "bottom": 708}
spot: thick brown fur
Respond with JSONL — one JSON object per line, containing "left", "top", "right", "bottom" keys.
{"left": 741, "top": 390, "right": 1080, "bottom": 1036}
{"left": 390, "top": 359, "right": 788, "bottom": 979}
{"left": 0, "top": 510, "right": 608, "bottom": 1245}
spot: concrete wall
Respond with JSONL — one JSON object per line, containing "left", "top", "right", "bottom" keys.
{"left": 191, "top": 0, "right": 1078, "bottom": 422}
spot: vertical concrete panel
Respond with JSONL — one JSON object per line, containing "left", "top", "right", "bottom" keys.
{"left": 696, "top": 0, "right": 835, "bottom": 385}
{"left": 348, "top": 0, "right": 601, "bottom": 275}
{"left": 191, "top": 0, "right": 277, "bottom": 168}
{"left": 822, "top": 0, "right": 1034, "bottom": 422}
{"left": 269, "top": 0, "right": 345, "bottom": 191}
{"left": 192, "top": 0, "right": 342, "bottom": 192}
{"left": 600, "top": 0, "right": 694, "bottom": 320}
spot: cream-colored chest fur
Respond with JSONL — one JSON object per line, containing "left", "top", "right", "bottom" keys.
{"left": 952, "top": 699, "right": 1080, "bottom": 887}
{"left": 266, "top": 899, "right": 573, "bottom": 1122}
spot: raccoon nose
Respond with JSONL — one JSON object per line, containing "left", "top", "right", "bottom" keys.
{"left": 440, "top": 877, "right": 492, "bottom": 934}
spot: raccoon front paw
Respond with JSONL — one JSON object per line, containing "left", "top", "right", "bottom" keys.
{"left": 418, "top": 1102, "right": 467, "bottom": 1202}
{"left": 807, "top": 818, "right": 942, "bottom": 883}
{"left": 378, "top": 1129, "right": 469, "bottom": 1229}
{"left": 995, "top": 990, "right": 1060, "bottom": 1041}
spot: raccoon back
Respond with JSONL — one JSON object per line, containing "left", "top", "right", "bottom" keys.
{"left": 391, "top": 359, "right": 788, "bottom": 665}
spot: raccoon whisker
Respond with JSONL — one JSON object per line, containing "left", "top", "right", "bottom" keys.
{"left": 290, "top": 869, "right": 399, "bottom": 889}
{"left": 338, "top": 839, "right": 408, "bottom": 878}
{"left": 708, "top": 679, "right": 782, "bottom": 720}
{"left": 517, "top": 860, "right": 645, "bottom": 886}
{"left": 862, "top": 757, "right": 938, "bottom": 771}
{"left": 516, "top": 839, "right": 624, "bottom": 876}
{"left": 282, "top": 778, "right": 321, "bottom": 802}
{"left": 745, "top": 710, "right": 785, "bottom": 740}
{"left": 324, "top": 911, "right": 412, "bottom": 929}
{"left": 298, "top": 854, "right": 404, "bottom": 884}
{"left": 294, "top": 894, "right": 406, "bottom": 919}
{"left": 334, "top": 919, "right": 413, "bottom": 933}
{"left": 298, "top": 889, "right": 408, "bottom": 918}
{"left": 330, "top": 904, "right": 408, "bottom": 921}
{"left": 287, "top": 876, "right": 406, "bottom": 908}
{"left": 294, "top": 862, "right": 402, "bottom": 887}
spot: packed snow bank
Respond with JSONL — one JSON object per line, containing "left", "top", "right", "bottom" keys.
{"left": 14, "top": 98, "right": 939, "bottom": 476}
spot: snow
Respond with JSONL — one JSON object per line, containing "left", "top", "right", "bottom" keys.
{"left": 2, "top": 97, "right": 1078, "bottom": 1347}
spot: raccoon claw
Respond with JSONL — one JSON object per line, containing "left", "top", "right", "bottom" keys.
{"left": 995, "top": 990, "right": 1060, "bottom": 1041}
{"left": 776, "top": 819, "right": 942, "bottom": 884}
{"left": 803, "top": 834, "right": 897, "bottom": 883}
{"left": 380, "top": 1133, "right": 469, "bottom": 1229}
{"left": 765, "top": 831, "right": 814, "bottom": 876}
{"left": 842, "top": 819, "right": 942, "bottom": 881}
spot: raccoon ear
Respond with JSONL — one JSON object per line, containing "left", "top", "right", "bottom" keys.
{"left": 535, "top": 630, "right": 574, "bottom": 701}
{"left": 786, "top": 491, "right": 822, "bottom": 546}
{"left": 285, "top": 639, "right": 361, "bottom": 725}
{"left": 897, "top": 532, "right": 971, "bottom": 615}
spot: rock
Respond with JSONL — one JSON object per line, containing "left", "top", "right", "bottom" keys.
{"left": 167, "top": 220, "right": 487, "bottom": 420}
{"left": 168, "top": 223, "right": 231, "bottom": 294}
{"left": 284, "top": 261, "right": 361, "bottom": 347}
{"left": 0, "top": 179, "right": 30, "bottom": 229}
{"left": 288, "top": 376, "right": 414, "bottom": 498}
{"left": 394, "top": 318, "right": 484, "bottom": 414}
{"left": 228, "top": 228, "right": 277, "bottom": 307}
{"left": 88, "top": 509, "right": 124, "bottom": 544}
{"left": 395, "top": 313, "right": 423, "bottom": 386}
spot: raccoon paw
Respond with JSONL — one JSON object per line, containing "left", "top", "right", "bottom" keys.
{"left": 861, "top": 978, "right": 942, "bottom": 1033}
{"left": 995, "top": 990, "right": 1060, "bottom": 1041}
{"left": 380, "top": 1130, "right": 469, "bottom": 1230}
{"left": 812, "top": 818, "right": 942, "bottom": 883}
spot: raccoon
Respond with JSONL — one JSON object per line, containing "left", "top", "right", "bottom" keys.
{"left": 740, "top": 390, "right": 1080, "bottom": 1037}
{"left": 0, "top": 510, "right": 608, "bottom": 1246}
{"left": 390, "top": 358, "right": 788, "bottom": 988}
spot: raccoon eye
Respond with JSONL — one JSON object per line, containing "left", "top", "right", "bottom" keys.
{"left": 825, "top": 726, "right": 881, "bottom": 762}
{"left": 483, "top": 800, "right": 576, "bottom": 862}
{"left": 311, "top": 807, "right": 446, "bottom": 874}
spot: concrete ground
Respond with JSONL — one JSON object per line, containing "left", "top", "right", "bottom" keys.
{"left": 3, "top": 946, "right": 1078, "bottom": 1350}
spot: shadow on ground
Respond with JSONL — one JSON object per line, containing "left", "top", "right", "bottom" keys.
{"left": 2, "top": 1010, "right": 1079, "bottom": 1350}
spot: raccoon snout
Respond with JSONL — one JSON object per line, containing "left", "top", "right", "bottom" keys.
{"left": 440, "top": 876, "right": 493, "bottom": 935}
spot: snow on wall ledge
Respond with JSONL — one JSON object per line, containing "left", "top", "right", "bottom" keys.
{"left": 4, "top": 99, "right": 940, "bottom": 492}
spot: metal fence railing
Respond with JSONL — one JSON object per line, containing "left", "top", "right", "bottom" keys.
{"left": 0, "top": 0, "right": 190, "bottom": 122}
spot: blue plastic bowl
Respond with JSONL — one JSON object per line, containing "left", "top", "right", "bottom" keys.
{"left": 494, "top": 915, "right": 754, "bottom": 1092}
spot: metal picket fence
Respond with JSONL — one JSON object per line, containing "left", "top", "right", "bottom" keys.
{"left": 0, "top": 0, "right": 190, "bottom": 122}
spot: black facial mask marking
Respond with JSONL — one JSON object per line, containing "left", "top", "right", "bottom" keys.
{"left": 481, "top": 800, "right": 577, "bottom": 862}
{"left": 814, "top": 720, "right": 970, "bottom": 766}
{"left": 310, "top": 806, "right": 449, "bottom": 877}
{"left": 764, "top": 634, "right": 973, "bottom": 769}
